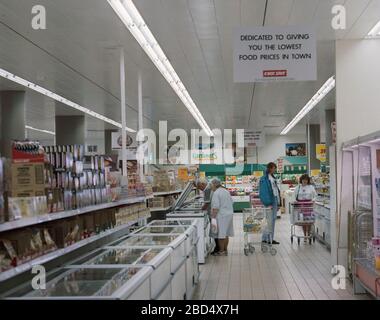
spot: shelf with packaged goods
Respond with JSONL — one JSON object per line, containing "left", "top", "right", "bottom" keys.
{"left": 152, "top": 189, "right": 183, "bottom": 196}
{"left": 0, "top": 218, "right": 144, "bottom": 282}
{"left": 0, "top": 196, "right": 148, "bottom": 233}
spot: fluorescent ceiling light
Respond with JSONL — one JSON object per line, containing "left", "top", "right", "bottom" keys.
{"left": 0, "top": 67, "right": 136, "bottom": 132}
{"left": 108, "top": 0, "right": 213, "bottom": 136}
{"left": 25, "top": 125, "right": 55, "bottom": 136}
{"left": 281, "top": 76, "right": 335, "bottom": 135}
{"left": 366, "top": 20, "right": 380, "bottom": 38}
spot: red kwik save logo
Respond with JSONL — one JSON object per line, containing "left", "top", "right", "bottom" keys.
{"left": 263, "top": 70, "right": 287, "bottom": 77}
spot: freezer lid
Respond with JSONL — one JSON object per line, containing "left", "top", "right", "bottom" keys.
{"left": 133, "top": 226, "right": 188, "bottom": 234}
{"left": 111, "top": 266, "right": 152, "bottom": 299}
{"left": 135, "top": 247, "right": 172, "bottom": 269}
{"left": 168, "top": 211, "right": 206, "bottom": 218}
{"left": 69, "top": 247, "right": 151, "bottom": 266}
{"left": 4, "top": 266, "right": 148, "bottom": 299}
{"left": 110, "top": 234, "right": 183, "bottom": 247}
{"left": 147, "top": 219, "right": 196, "bottom": 227}
{"left": 79, "top": 247, "right": 172, "bottom": 269}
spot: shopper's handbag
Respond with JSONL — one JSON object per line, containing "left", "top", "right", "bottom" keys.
{"left": 210, "top": 218, "right": 218, "bottom": 238}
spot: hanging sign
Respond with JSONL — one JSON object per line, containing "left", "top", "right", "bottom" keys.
{"left": 234, "top": 26, "right": 317, "bottom": 82}
{"left": 316, "top": 144, "right": 327, "bottom": 162}
{"left": 244, "top": 131, "right": 265, "bottom": 147}
{"left": 111, "top": 131, "right": 137, "bottom": 160}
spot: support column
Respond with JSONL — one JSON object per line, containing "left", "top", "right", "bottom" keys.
{"left": 55, "top": 115, "right": 85, "bottom": 145}
{"left": 138, "top": 71, "right": 144, "bottom": 182}
{"left": 119, "top": 48, "right": 127, "bottom": 178}
{"left": 306, "top": 124, "right": 321, "bottom": 174}
{"left": 0, "top": 91, "right": 26, "bottom": 157}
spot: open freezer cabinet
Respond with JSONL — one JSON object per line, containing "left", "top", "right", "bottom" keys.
{"left": 3, "top": 266, "right": 152, "bottom": 300}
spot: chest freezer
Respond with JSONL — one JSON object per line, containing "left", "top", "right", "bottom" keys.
{"left": 110, "top": 234, "right": 187, "bottom": 300}
{"left": 70, "top": 247, "right": 173, "bottom": 300}
{"left": 167, "top": 211, "right": 210, "bottom": 263}
{"left": 110, "top": 234, "right": 187, "bottom": 273}
{"left": 4, "top": 266, "right": 152, "bottom": 300}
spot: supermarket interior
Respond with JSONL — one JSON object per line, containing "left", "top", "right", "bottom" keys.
{"left": 0, "top": 0, "right": 380, "bottom": 302}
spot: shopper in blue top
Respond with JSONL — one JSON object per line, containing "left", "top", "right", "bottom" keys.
{"left": 259, "top": 162, "right": 281, "bottom": 245}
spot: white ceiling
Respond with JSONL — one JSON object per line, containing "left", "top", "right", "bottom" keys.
{"left": 0, "top": 0, "right": 379, "bottom": 137}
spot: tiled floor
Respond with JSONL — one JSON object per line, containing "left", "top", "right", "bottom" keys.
{"left": 193, "top": 213, "right": 371, "bottom": 300}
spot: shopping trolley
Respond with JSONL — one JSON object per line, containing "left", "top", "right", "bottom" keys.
{"left": 290, "top": 201, "right": 316, "bottom": 245}
{"left": 242, "top": 206, "right": 277, "bottom": 256}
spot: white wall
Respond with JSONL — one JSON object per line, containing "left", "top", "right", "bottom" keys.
{"left": 254, "top": 133, "right": 306, "bottom": 164}
{"left": 335, "top": 39, "right": 380, "bottom": 268}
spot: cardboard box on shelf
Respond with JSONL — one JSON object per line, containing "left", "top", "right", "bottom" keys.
{"left": 10, "top": 162, "right": 45, "bottom": 189}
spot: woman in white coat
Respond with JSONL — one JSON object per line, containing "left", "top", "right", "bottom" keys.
{"left": 210, "top": 178, "right": 234, "bottom": 256}
{"left": 293, "top": 174, "right": 317, "bottom": 242}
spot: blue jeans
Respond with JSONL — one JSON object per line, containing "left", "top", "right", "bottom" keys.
{"left": 262, "top": 202, "right": 278, "bottom": 242}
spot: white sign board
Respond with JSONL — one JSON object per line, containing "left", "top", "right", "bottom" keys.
{"left": 234, "top": 26, "right": 317, "bottom": 82}
{"left": 277, "top": 158, "right": 284, "bottom": 174}
{"left": 111, "top": 131, "right": 137, "bottom": 160}
{"left": 244, "top": 131, "right": 265, "bottom": 147}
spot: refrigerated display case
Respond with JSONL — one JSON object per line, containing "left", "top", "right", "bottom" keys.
{"left": 134, "top": 220, "right": 199, "bottom": 299}
{"left": 340, "top": 131, "right": 380, "bottom": 299}
{"left": 4, "top": 266, "right": 152, "bottom": 300}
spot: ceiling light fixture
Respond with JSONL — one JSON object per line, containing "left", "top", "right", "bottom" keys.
{"left": 25, "top": 125, "right": 56, "bottom": 136}
{"left": 280, "top": 76, "right": 336, "bottom": 135}
{"left": 0, "top": 67, "right": 136, "bottom": 132}
{"left": 107, "top": 0, "right": 213, "bottom": 136}
{"left": 366, "top": 20, "right": 380, "bottom": 38}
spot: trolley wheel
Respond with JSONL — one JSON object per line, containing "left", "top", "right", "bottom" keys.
{"left": 297, "top": 238, "right": 300, "bottom": 245}
{"left": 261, "top": 244, "right": 268, "bottom": 253}
{"left": 244, "top": 248, "right": 249, "bottom": 256}
{"left": 249, "top": 245, "right": 255, "bottom": 253}
{"left": 270, "top": 248, "right": 277, "bottom": 256}
{"left": 291, "top": 236, "right": 293, "bottom": 244}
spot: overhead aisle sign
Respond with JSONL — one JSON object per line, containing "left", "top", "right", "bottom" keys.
{"left": 234, "top": 26, "right": 317, "bottom": 82}
{"left": 244, "top": 130, "right": 265, "bottom": 147}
